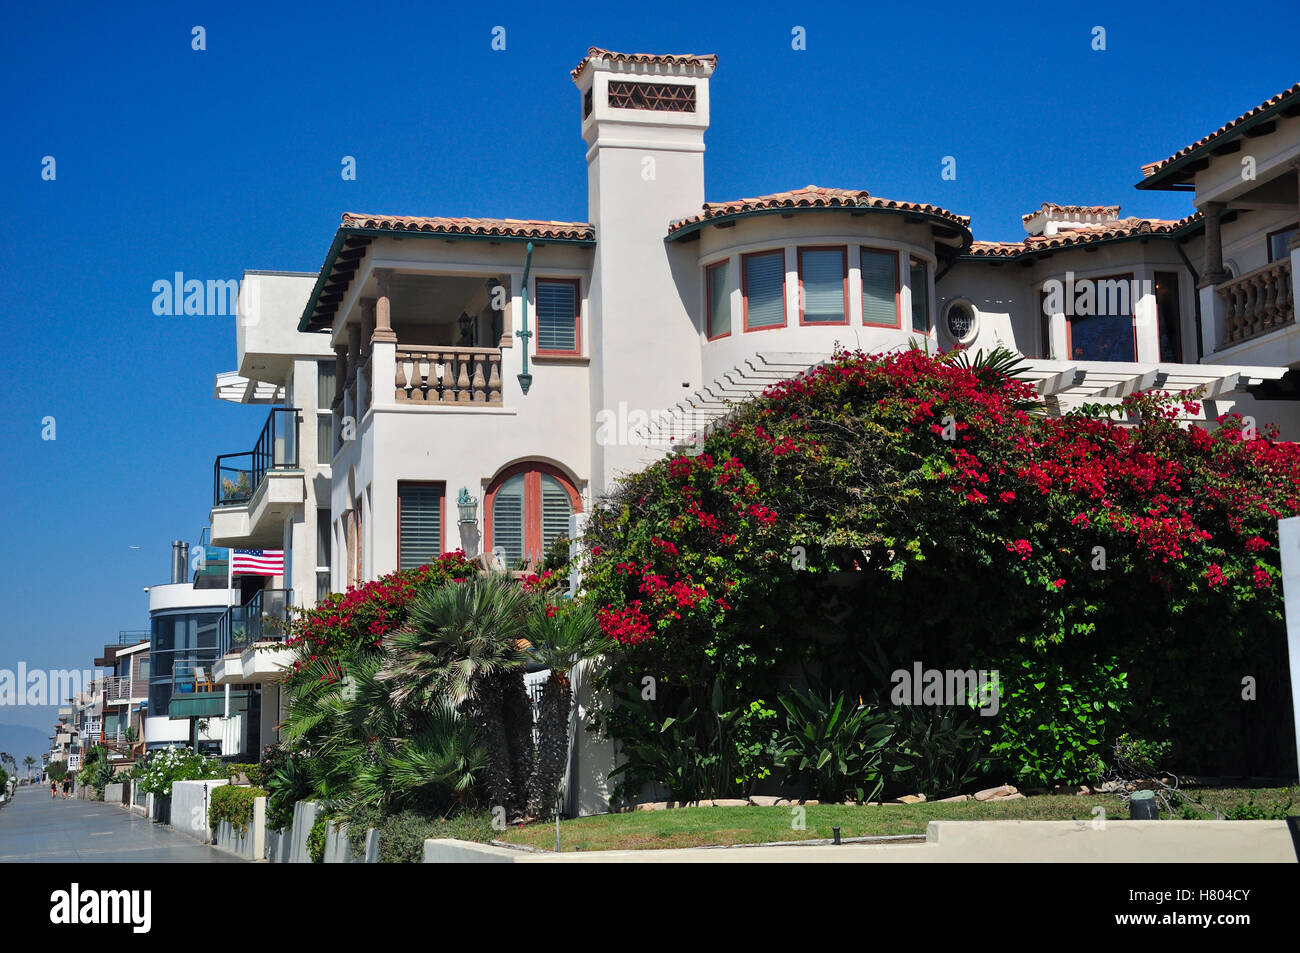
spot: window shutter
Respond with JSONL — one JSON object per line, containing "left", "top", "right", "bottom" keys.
{"left": 536, "top": 280, "right": 578, "bottom": 352}
{"left": 800, "top": 249, "right": 845, "bottom": 323}
{"left": 398, "top": 484, "right": 442, "bottom": 571}
{"left": 744, "top": 252, "right": 785, "bottom": 328}
{"left": 492, "top": 475, "right": 525, "bottom": 567}
{"left": 707, "top": 262, "right": 731, "bottom": 337}
{"left": 540, "top": 475, "right": 573, "bottom": 553}
{"left": 860, "top": 249, "right": 898, "bottom": 326}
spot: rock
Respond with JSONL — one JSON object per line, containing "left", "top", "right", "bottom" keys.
{"left": 935, "top": 794, "right": 969, "bottom": 803}
{"left": 634, "top": 801, "right": 668, "bottom": 811}
{"left": 998, "top": 792, "right": 1026, "bottom": 801}
{"left": 897, "top": 794, "right": 926, "bottom": 804}
{"left": 1053, "top": 784, "right": 1091, "bottom": 796}
{"left": 798, "top": 799, "right": 819, "bottom": 806}
{"left": 747, "top": 795, "right": 781, "bottom": 807}
{"left": 973, "top": 784, "right": 1019, "bottom": 801}
{"left": 709, "top": 798, "right": 749, "bottom": 807}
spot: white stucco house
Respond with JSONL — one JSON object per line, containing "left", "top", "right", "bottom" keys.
{"left": 203, "top": 49, "right": 1300, "bottom": 808}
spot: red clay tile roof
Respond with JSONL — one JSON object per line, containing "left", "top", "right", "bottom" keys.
{"left": 341, "top": 213, "right": 594, "bottom": 242}
{"left": 1141, "top": 81, "right": 1300, "bottom": 180}
{"left": 1021, "top": 203, "right": 1121, "bottom": 224}
{"left": 571, "top": 47, "right": 718, "bottom": 82}
{"left": 667, "top": 185, "right": 971, "bottom": 235}
{"left": 967, "top": 213, "right": 1200, "bottom": 257}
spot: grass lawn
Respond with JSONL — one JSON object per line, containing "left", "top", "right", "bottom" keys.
{"left": 495, "top": 786, "right": 1299, "bottom": 852}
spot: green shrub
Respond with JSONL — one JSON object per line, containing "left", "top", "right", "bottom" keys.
{"left": 888, "top": 705, "right": 987, "bottom": 799}
{"left": 775, "top": 690, "right": 894, "bottom": 803}
{"left": 1225, "top": 797, "right": 1295, "bottom": 820}
{"left": 260, "top": 745, "right": 310, "bottom": 831}
{"left": 307, "top": 813, "right": 328, "bottom": 863}
{"left": 208, "top": 785, "right": 267, "bottom": 835}
{"left": 46, "top": 760, "right": 68, "bottom": 782}
{"left": 222, "top": 762, "right": 266, "bottom": 787}
{"left": 136, "top": 747, "right": 226, "bottom": 797}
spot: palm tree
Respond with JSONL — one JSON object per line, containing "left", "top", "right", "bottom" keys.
{"left": 381, "top": 573, "right": 531, "bottom": 816}
{"left": 522, "top": 595, "right": 614, "bottom": 819}
{"left": 23, "top": 756, "right": 36, "bottom": 781}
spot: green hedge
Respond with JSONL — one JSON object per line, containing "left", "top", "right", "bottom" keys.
{"left": 208, "top": 785, "right": 267, "bottom": 835}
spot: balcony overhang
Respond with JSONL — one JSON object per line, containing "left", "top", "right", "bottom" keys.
{"left": 214, "top": 644, "right": 292, "bottom": 686}
{"left": 214, "top": 371, "right": 286, "bottom": 404}
{"left": 209, "top": 470, "right": 305, "bottom": 548}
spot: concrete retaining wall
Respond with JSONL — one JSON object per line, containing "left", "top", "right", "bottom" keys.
{"left": 170, "top": 779, "right": 230, "bottom": 843}
{"left": 104, "top": 782, "right": 123, "bottom": 804}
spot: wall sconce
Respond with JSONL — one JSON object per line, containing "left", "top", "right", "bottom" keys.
{"left": 456, "top": 487, "right": 478, "bottom": 525}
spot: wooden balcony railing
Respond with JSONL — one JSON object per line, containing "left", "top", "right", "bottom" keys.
{"left": 395, "top": 346, "right": 503, "bottom": 405}
{"left": 1219, "top": 258, "right": 1294, "bottom": 346}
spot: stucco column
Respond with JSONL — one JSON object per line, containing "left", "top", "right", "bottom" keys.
{"left": 1201, "top": 202, "right": 1228, "bottom": 286}
{"left": 346, "top": 324, "right": 361, "bottom": 388}
{"left": 372, "top": 269, "right": 397, "bottom": 343}
{"left": 360, "top": 298, "right": 377, "bottom": 356}
{"left": 332, "top": 347, "right": 347, "bottom": 408}
{"left": 1292, "top": 165, "right": 1300, "bottom": 251}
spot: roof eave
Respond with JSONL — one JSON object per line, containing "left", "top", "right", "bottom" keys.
{"left": 665, "top": 204, "right": 972, "bottom": 245}
{"left": 297, "top": 226, "right": 597, "bottom": 333}
{"left": 958, "top": 219, "right": 1203, "bottom": 261}
{"left": 1135, "top": 92, "right": 1300, "bottom": 192}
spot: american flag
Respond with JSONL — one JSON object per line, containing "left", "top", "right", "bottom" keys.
{"left": 231, "top": 549, "right": 284, "bottom": 575}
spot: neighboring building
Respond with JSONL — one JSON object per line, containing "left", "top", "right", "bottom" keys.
{"left": 203, "top": 271, "right": 336, "bottom": 757}
{"left": 211, "top": 49, "right": 1300, "bottom": 812}
{"left": 93, "top": 630, "right": 150, "bottom": 764}
{"left": 145, "top": 542, "right": 236, "bottom": 756}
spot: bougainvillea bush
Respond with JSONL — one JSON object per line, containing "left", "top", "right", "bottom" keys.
{"left": 282, "top": 550, "right": 479, "bottom": 688}
{"left": 583, "top": 347, "right": 1300, "bottom": 791}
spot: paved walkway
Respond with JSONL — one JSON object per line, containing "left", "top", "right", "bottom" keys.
{"left": 0, "top": 785, "right": 244, "bottom": 862}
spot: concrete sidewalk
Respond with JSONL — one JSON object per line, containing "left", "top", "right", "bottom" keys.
{"left": 0, "top": 785, "right": 244, "bottom": 863}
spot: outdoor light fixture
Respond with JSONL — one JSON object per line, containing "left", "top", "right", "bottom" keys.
{"left": 456, "top": 487, "right": 478, "bottom": 525}
{"left": 457, "top": 311, "right": 474, "bottom": 341}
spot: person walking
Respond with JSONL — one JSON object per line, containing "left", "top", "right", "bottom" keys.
{"left": 50, "top": 779, "right": 56, "bottom": 799}
{"left": 61, "top": 776, "right": 71, "bottom": 799}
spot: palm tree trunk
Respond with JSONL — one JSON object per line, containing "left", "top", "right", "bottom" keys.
{"left": 468, "top": 675, "right": 513, "bottom": 815}
{"left": 526, "top": 675, "right": 572, "bottom": 819}
{"left": 500, "top": 670, "right": 535, "bottom": 816}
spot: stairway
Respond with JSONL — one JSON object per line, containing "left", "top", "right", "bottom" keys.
{"left": 643, "top": 351, "right": 831, "bottom": 452}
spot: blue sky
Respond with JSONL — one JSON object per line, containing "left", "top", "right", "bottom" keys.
{"left": 0, "top": 0, "right": 1297, "bottom": 750}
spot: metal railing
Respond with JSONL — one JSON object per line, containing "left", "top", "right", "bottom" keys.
{"left": 104, "top": 676, "right": 148, "bottom": 704}
{"left": 217, "top": 588, "right": 293, "bottom": 655}
{"left": 117, "top": 630, "right": 149, "bottom": 646}
{"left": 213, "top": 407, "right": 301, "bottom": 507}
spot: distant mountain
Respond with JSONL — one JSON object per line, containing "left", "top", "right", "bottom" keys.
{"left": 0, "top": 724, "right": 52, "bottom": 773}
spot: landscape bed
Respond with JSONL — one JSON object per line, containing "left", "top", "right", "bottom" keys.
{"left": 495, "top": 787, "right": 1300, "bottom": 852}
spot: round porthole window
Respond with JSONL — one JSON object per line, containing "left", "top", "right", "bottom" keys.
{"left": 945, "top": 301, "right": 977, "bottom": 343}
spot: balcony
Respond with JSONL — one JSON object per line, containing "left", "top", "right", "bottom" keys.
{"left": 217, "top": 588, "right": 293, "bottom": 656}
{"left": 210, "top": 408, "right": 304, "bottom": 547}
{"left": 1218, "top": 258, "right": 1294, "bottom": 347}
{"left": 104, "top": 675, "right": 148, "bottom": 705}
{"left": 394, "top": 346, "right": 504, "bottom": 404}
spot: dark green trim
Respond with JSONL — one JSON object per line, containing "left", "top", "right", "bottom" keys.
{"left": 297, "top": 226, "right": 597, "bottom": 332}
{"left": 168, "top": 691, "right": 253, "bottom": 720}
{"left": 1136, "top": 90, "right": 1300, "bottom": 192}
{"left": 664, "top": 204, "right": 973, "bottom": 245}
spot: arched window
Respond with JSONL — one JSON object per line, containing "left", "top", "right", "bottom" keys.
{"left": 485, "top": 463, "right": 582, "bottom": 568}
